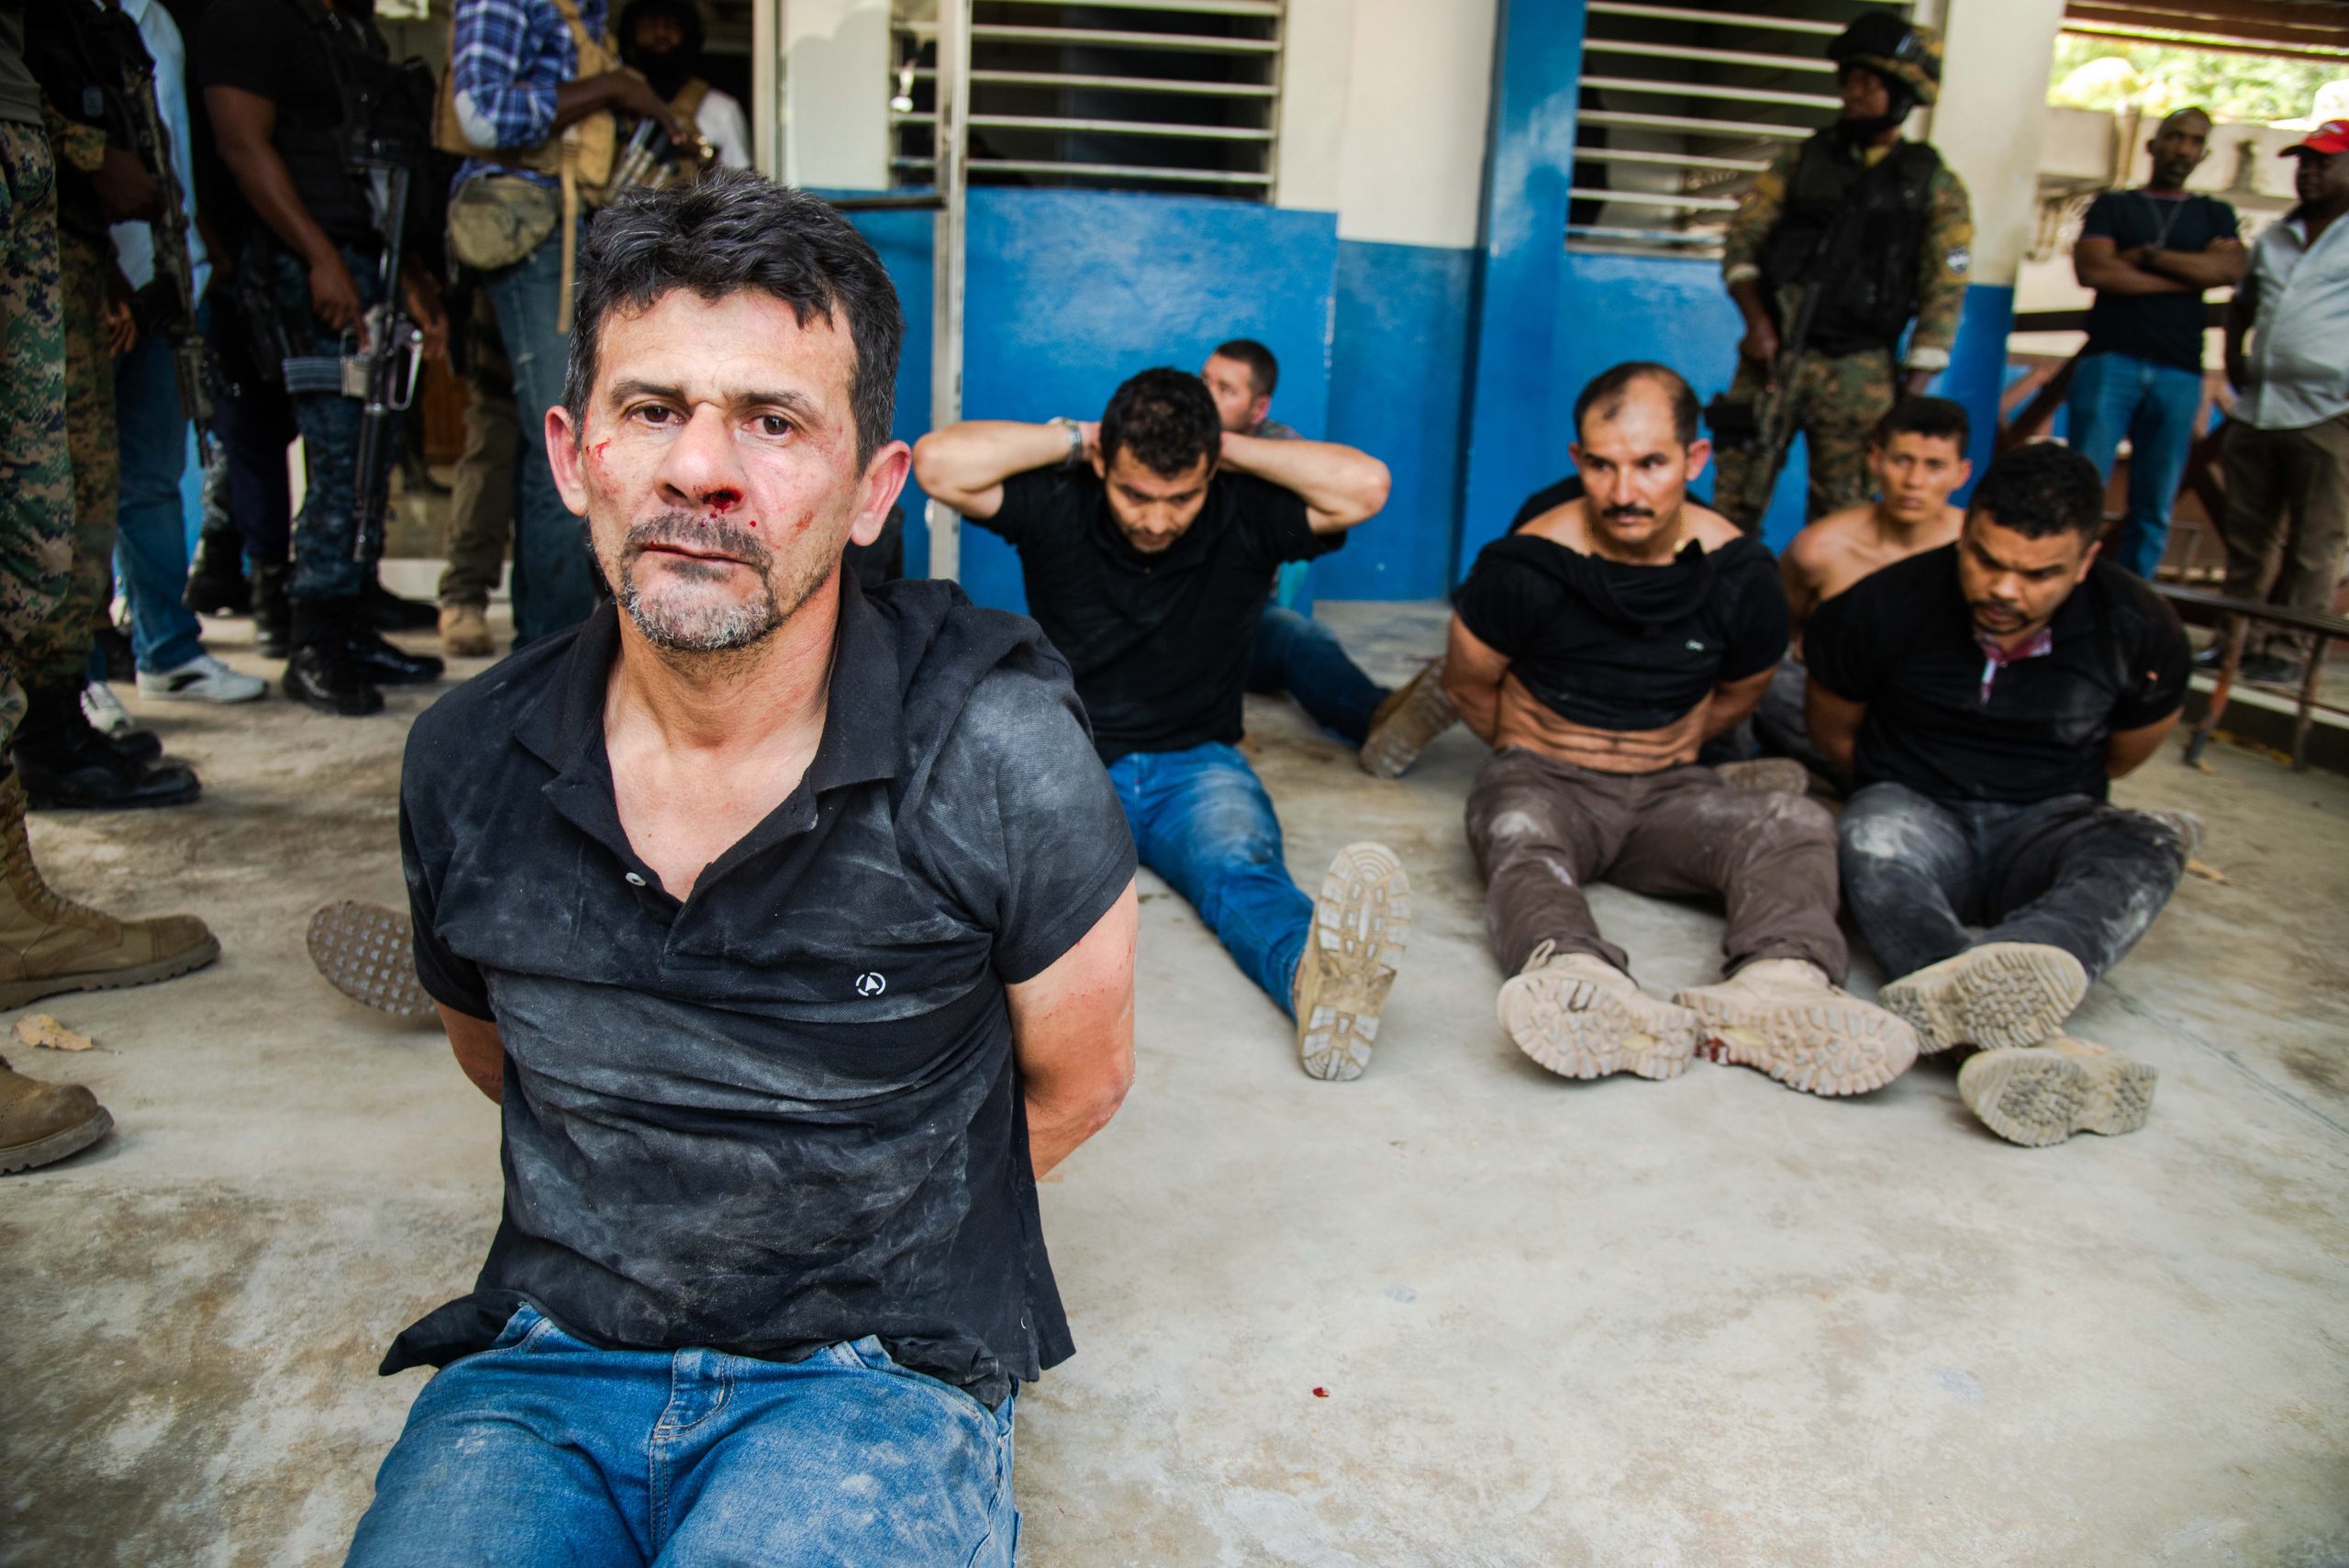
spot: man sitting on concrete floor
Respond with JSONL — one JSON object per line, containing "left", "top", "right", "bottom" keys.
{"left": 1198, "top": 339, "right": 1458, "bottom": 775}
{"left": 1806, "top": 441, "right": 2190, "bottom": 1147}
{"left": 1759, "top": 395, "right": 1972, "bottom": 775}
{"left": 1447, "top": 361, "right": 1919, "bottom": 1097}
{"left": 916, "top": 368, "right": 1410, "bottom": 1082}
{"left": 349, "top": 172, "right": 1140, "bottom": 1562}
{"left": 2208, "top": 117, "right": 2349, "bottom": 686}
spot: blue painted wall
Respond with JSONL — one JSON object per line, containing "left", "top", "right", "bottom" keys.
{"left": 1322, "top": 239, "right": 1475, "bottom": 600}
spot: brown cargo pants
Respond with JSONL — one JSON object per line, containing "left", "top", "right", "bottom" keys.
{"left": 1464, "top": 746, "right": 1849, "bottom": 984}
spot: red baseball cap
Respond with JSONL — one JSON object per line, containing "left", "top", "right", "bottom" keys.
{"left": 2280, "top": 119, "right": 2349, "bottom": 157}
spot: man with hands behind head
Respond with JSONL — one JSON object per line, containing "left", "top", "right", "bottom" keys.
{"left": 917, "top": 369, "right": 1408, "bottom": 1083}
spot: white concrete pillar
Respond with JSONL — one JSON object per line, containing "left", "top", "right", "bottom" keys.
{"left": 1932, "top": 0, "right": 2071, "bottom": 288}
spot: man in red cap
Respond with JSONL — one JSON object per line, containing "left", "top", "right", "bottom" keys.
{"left": 2213, "top": 118, "right": 2349, "bottom": 683}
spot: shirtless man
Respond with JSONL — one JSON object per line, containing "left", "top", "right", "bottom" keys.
{"left": 1758, "top": 396, "right": 1971, "bottom": 773}
{"left": 1446, "top": 362, "right": 1919, "bottom": 1097}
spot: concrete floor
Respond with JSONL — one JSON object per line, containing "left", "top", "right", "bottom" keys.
{"left": 5, "top": 584, "right": 2347, "bottom": 1568}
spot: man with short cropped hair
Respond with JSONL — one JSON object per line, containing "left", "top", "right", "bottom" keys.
{"left": 1808, "top": 441, "right": 2191, "bottom": 1147}
{"left": 1757, "top": 395, "right": 1971, "bottom": 770}
{"left": 918, "top": 368, "right": 1410, "bottom": 1082}
{"left": 1448, "top": 361, "right": 1919, "bottom": 1099}
{"left": 349, "top": 171, "right": 1139, "bottom": 1561}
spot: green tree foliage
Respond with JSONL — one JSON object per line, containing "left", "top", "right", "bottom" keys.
{"left": 2048, "top": 34, "right": 2344, "bottom": 124}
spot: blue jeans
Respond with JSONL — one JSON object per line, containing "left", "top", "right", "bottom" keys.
{"left": 2066, "top": 350, "right": 2206, "bottom": 578}
{"left": 1108, "top": 741, "right": 1311, "bottom": 1011}
{"left": 482, "top": 220, "right": 599, "bottom": 646}
{"left": 110, "top": 331, "right": 206, "bottom": 672}
{"left": 257, "top": 239, "right": 393, "bottom": 603}
{"left": 1247, "top": 606, "right": 1387, "bottom": 745}
{"left": 345, "top": 1305, "right": 1019, "bottom": 1568}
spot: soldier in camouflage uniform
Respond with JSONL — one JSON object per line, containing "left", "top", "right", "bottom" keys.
{"left": 21, "top": 2, "right": 203, "bottom": 808}
{"left": 1712, "top": 11, "right": 1973, "bottom": 529}
{"left": 0, "top": 6, "right": 220, "bottom": 1176}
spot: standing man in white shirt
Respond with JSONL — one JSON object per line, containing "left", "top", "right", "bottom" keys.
{"left": 2216, "top": 119, "right": 2349, "bottom": 683}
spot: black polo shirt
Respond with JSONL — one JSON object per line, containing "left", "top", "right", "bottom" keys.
{"left": 1805, "top": 544, "right": 2190, "bottom": 803}
{"left": 390, "top": 576, "right": 1136, "bottom": 1409}
{"left": 1453, "top": 532, "right": 1788, "bottom": 732}
{"left": 972, "top": 465, "right": 1341, "bottom": 763}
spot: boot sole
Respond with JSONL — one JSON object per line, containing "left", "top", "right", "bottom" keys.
{"left": 1958, "top": 1048, "right": 2157, "bottom": 1148}
{"left": 1499, "top": 967, "right": 1698, "bottom": 1081}
{"left": 1358, "top": 662, "right": 1456, "bottom": 781}
{"left": 1296, "top": 844, "right": 1409, "bottom": 1082}
{"left": 306, "top": 901, "right": 438, "bottom": 1020}
{"left": 1879, "top": 943, "right": 2088, "bottom": 1053}
{"left": 0, "top": 933, "right": 222, "bottom": 1012}
{"left": 1676, "top": 991, "right": 1920, "bottom": 1096}
{"left": 0, "top": 1104, "right": 114, "bottom": 1174}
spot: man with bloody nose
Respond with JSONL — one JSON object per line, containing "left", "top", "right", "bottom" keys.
{"left": 354, "top": 171, "right": 1139, "bottom": 1563}
{"left": 1806, "top": 442, "right": 2193, "bottom": 1148}
{"left": 915, "top": 368, "right": 1408, "bottom": 1083}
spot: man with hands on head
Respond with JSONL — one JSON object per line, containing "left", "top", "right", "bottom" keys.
{"left": 1807, "top": 442, "right": 2191, "bottom": 1148}
{"left": 352, "top": 172, "right": 1138, "bottom": 1564}
{"left": 1447, "top": 362, "right": 1920, "bottom": 1099}
{"left": 916, "top": 370, "right": 1410, "bottom": 1083}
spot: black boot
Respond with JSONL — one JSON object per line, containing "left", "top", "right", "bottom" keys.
{"left": 346, "top": 621, "right": 445, "bottom": 686}
{"left": 184, "top": 525, "right": 252, "bottom": 617}
{"left": 11, "top": 684, "right": 200, "bottom": 810}
{"left": 284, "top": 599, "right": 384, "bottom": 716}
{"left": 253, "top": 561, "right": 292, "bottom": 660}
{"left": 368, "top": 575, "right": 440, "bottom": 633}
{"left": 93, "top": 624, "right": 133, "bottom": 683}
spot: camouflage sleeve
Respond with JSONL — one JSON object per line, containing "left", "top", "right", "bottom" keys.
{"left": 36, "top": 95, "right": 107, "bottom": 176}
{"left": 1722, "top": 145, "right": 1798, "bottom": 286}
{"left": 1907, "top": 165, "right": 1974, "bottom": 368}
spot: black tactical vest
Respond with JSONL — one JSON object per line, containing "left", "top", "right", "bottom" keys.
{"left": 1759, "top": 132, "right": 1941, "bottom": 358}
{"left": 268, "top": 0, "right": 431, "bottom": 247}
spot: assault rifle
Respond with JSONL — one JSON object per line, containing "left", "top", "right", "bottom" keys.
{"left": 1705, "top": 199, "right": 1864, "bottom": 534}
{"left": 280, "top": 149, "right": 426, "bottom": 562}
{"left": 117, "top": 50, "right": 215, "bottom": 463}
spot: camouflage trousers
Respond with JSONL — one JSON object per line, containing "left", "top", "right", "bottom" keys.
{"left": 0, "top": 123, "right": 74, "bottom": 754}
{"left": 1711, "top": 346, "right": 1898, "bottom": 524}
{"left": 13, "top": 226, "right": 119, "bottom": 692}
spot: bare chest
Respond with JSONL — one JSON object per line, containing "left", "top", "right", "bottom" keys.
{"left": 610, "top": 751, "right": 812, "bottom": 900}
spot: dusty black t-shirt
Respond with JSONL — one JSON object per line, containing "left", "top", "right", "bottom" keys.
{"left": 392, "top": 578, "right": 1137, "bottom": 1409}
{"left": 1453, "top": 531, "right": 1788, "bottom": 731}
{"left": 974, "top": 464, "right": 1340, "bottom": 762}
{"left": 1804, "top": 544, "right": 2190, "bottom": 803}
{"left": 2080, "top": 190, "right": 2240, "bottom": 373}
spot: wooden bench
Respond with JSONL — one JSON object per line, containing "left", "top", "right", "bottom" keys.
{"left": 2154, "top": 583, "right": 2349, "bottom": 772}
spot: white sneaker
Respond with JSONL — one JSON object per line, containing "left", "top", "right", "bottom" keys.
{"left": 136, "top": 652, "right": 267, "bottom": 705}
{"left": 82, "top": 681, "right": 135, "bottom": 735}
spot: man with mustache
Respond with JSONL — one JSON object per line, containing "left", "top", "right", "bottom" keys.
{"left": 1447, "top": 361, "right": 1919, "bottom": 1098}
{"left": 916, "top": 369, "right": 1409, "bottom": 1082}
{"left": 351, "top": 171, "right": 1138, "bottom": 1561}
{"left": 1807, "top": 442, "right": 2191, "bottom": 1147}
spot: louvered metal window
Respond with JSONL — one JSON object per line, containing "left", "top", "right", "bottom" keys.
{"left": 1569, "top": 0, "right": 1928, "bottom": 256}
{"left": 889, "top": 1, "right": 1284, "bottom": 200}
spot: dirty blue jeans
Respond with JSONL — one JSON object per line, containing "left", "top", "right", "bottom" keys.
{"left": 257, "top": 239, "right": 391, "bottom": 604}
{"left": 1247, "top": 606, "right": 1387, "bottom": 745}
{"left": 344, "top": 1304, "right": 1019, "bottom": 1568}
{"left": 2066, "top": 350, "right": 2207, "bottom": 578}
{"left": 109, "top": 330, "right": 206, "bottom": 673}
{"left": 1108, "top": 741, "right": 1311, "bottom": 1012}
{"left": 482, "top": 218, "right": 600, "bottom": 646}
{"left": 1838, "top": 782, "right": 2185, "bottom": 984}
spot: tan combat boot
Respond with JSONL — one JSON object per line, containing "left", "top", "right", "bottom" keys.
{"left": 1674, "top": 958, "right": 1920, "bottom": 1096}
{"left": 1498, "top": 941, "right": 1698, "bottom": 1082}
{"left": 0, "top": 773, "right": 221, "bottom": 1010}
{"left": 0, "top": 1054, "right": 113, "bottom": 1173}
{"left": 1292, "top": 842, "right": 1410, "bottom": 1081}
{"left": 1358, "top": 657, "right": 1457, "bottom": 780}
{"left": 1878, "top": 941, "right": 2088, "bottom": 1054}
{"left": 439, "top": 603, "right": 495, "bottom": 658}
{"left": 1958, "top": 1035, "right": 2157, "bottom": 1148}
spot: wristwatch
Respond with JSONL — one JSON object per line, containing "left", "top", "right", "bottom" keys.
{"left": 1046, "top": 416, "right": 1083, "bottom": 467}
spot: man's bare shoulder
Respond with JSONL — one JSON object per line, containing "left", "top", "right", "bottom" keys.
{"left": 1784, "top": 505, "right": 1875, "bottom": 575}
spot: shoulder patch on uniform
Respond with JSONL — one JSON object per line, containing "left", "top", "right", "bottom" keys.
{"left": 1946, "top": 244, "right": 1971, "bottom": 276}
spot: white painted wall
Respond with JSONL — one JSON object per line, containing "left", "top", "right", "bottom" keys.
{"left": 1276, "top": 0, "right": 1497, "bottom": 250}
{"left": 779, "top": 0, "right": 893, "bottom": 191}
{"left": 1930, "top": 0, "right": 2069, "bottom": 287}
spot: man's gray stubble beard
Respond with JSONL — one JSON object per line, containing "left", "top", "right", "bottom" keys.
{"left": 613, "top": 512, "right": 831, "bottom": 657}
